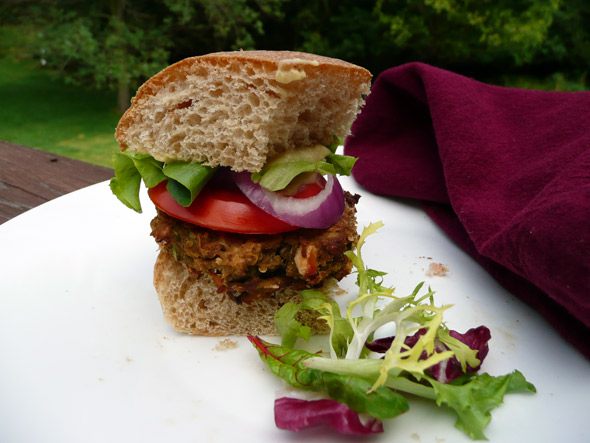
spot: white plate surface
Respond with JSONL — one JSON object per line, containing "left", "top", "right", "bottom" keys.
{"left": 0, "top": 176, "right": 588, "bottom": 443}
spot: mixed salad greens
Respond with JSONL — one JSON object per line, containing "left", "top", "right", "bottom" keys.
{"left": 249, "top": 222, "right": 536, "bottom": 439}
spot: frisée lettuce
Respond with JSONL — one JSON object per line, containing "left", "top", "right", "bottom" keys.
{"left": 249, "top": 222, "right": 536, "bottom": 440}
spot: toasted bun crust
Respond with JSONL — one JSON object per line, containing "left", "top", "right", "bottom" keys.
{"left": 153, "top": 250, "right": 333, "bottom": 336}
{"left": 115, "top": 50, "right": 371, "bottom": 172}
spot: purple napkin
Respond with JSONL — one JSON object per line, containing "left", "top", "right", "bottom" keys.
{"left": 345, "top": 62, "right": 590, "bottom": 359}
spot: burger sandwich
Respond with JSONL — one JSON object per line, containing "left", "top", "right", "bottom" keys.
{"left": 110, "top": 51, "right": 372, "bottom": 336}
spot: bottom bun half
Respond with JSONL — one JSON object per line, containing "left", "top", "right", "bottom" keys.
{"left": 153, "top": 250, "right": 334, "bottom": 336}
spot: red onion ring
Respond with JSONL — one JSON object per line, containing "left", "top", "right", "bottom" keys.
{"left": 232, "top": 171, "right": 345, "bottom": 229}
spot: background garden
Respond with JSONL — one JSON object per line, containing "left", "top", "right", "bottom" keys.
{"left": 1, "top": 0, "right": 588, "bottom": 167}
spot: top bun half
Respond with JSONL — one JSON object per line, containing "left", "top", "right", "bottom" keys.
{"left": 115, "top": 51, "right": 372, "bottom": 172}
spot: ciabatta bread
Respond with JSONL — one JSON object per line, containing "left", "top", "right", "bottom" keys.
{"left": 115, "top": 50, "right": 371, "bottom": 172}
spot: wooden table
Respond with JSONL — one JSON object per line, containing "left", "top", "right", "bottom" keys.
{"left": 0, "top": 140, "right": 114, "bottom": 224}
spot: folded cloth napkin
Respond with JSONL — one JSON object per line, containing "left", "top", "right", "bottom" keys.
{"left": 345, "top": 62, "right": 590, "bottom": 359}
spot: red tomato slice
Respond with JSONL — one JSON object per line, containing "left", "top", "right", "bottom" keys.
{"left": 148, "top": 171, "right": 305, "bottom": 234}
{"left": 277, "top": 172, "right": 326, "bottom": 199}
{"left": 291, "top": 181, "right": 324, "bottom": 199}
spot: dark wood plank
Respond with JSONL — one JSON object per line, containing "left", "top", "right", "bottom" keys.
{"left": 0, "top": 140, "right": 114, "bottom": 224}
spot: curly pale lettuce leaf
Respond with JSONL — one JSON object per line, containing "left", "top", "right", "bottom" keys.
{"left": 109, "top": 150, "right": 216, "bottom": 212}
{"left": 366, "top": 325, "right": 491, "bottom": 383}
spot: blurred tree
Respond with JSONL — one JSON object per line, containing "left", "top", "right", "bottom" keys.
{"left": 2, "top": 0, "right": 172, "bottom": 114}
{"left": 164, "top": 0, "right": 286, "bottom": 56}
{"left": 2, "top": 0, "right": 587, "bottom": 101}
{"left": 1, "top": 0, "right": 284, "bottom": 113}
{"left": 260, "top": 0, "right": 565, "bottom": 80}
{"left": 537, "top": 0, "right": 590, "bottom": 80}
{"left": 375, "top": 0, "right": 560, "bottom": 65}
{"left": 260, "top": 0, "right": 385, "bottom": 70}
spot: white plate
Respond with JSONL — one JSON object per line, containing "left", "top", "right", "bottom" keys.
{"left": 0, "top": 176, "right": 588, "bottom": 443}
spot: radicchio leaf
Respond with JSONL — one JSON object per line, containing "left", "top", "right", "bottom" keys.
{"left": 366, "top": 326, "right": 491, "bottom": 383}
{"left": 275, "top": 397, "right": 383, "bottom": 435}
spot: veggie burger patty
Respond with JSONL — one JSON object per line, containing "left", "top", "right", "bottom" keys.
{"left": 151, "top": 192, "right": 360, "bottom": 304}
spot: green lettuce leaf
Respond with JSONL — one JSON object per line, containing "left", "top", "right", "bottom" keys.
{"left": 253, "top": 160, "right": 333, "bottom": 191}
{"left": 109, "top": 152, "right": 146, "bottom": 211}
{"left": 252, "top": 155, "right": 357, "bottom": 192}
{"left": 163, "top": 162, "right": 217, "bottom": 207}
{"left": 248, "top": 336, "right": 409, "bottom": 420}
{"left": 275, "top": 289, "right": 342, "bottom": 349}
{"left": 131, "top": 154, "right": 167, "bottom": 187}
{"left": 326, "top": 135, "right": 344, "bottom": 154}
{"left": 250, "top": 142, "right": 357, "bottom": 192}
{"left": 326, "top": 153, "right": 357, "bottom": 175}
{"left": 304, "top": 352, "right": 536, "bottom": 440}
{"left": 274, "top": 289, "right": 354, "bottom": 357}
{"left": 109, "top": 150, "right": 216, "bottom": 212}
{"left": 275, "top": 302, "right": 312, "bottom": 349}
{"left": 430, "top": 370, "right": 536, "bottom": 440}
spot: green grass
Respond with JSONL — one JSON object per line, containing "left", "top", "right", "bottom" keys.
{"left": 0, "top": 56, "right": 120, "bottom": 167}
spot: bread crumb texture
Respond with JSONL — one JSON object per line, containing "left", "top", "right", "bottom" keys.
{"left": 116, "top": 51, "right": 371, "bottom": 172}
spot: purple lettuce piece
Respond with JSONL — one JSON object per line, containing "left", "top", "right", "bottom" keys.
{"left": 366, "top": 326, "right": 491, "bottom": 383}
{"left": 274, "top": 397, "right": 384, "bottom": 435}
{"left": 449, "top": 326, "right": 491, "bottom": 371}
{"left": 366, "top": 336, "right": 398, "bottom": 353}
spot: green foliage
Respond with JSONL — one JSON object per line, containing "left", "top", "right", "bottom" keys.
{"left": 1, "top": 1, "right": 172, "bottom": 113}
{"left": 537, "top": 0, "right": 590, "bottom": 69}
{"left": 1, "top": 0, "right": 587, "bottom": 120}
{"left": 258, "top": 0, "right": 587, "bottom": 89}
{"left": 40, "top": 10, "right": 169, "bottom": 87}
{"left": 374, "top": 0, "right": 559, "bottom": 65}
{"left": 163, "top": 0, "right": 286, "bottom": 51}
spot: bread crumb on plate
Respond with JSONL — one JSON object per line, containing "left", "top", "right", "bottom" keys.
{"left": 426, "top": 262, "right": 449, "bottom": 277}
{"left": 214, "top": 339, "right": 238, "bottom": 351}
